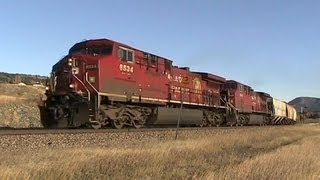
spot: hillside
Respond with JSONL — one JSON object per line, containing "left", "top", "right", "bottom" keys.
{"left": 289, "top": 97, "right": 320, "bottom": 119}
{"left": 0, "top": 84, "right": 45, "bottom": 128}
{"left": 289, "top": 97, "right": 320, "bottom": 112}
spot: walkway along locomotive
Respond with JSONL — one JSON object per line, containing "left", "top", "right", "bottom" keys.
{"left": 39, "top": 39, "right": 297, "bottom": 129}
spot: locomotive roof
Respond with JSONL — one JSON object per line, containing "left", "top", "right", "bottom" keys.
{"left": 192, "top": 72, "right": 226, "bottom": 83}
{"left": 226, "top": 80, "right": 254, "bottom": 90}
{"left": 227, "top": 80, "right": 249, "bottom": 86}
{"left": 69, "top": 39, "right": 128, "bottom": 54}
{"left": 69, "top": 39, "right": 173, "bottom": 62}
{"left": 255, "top": 91, "right": 271, "bottom": 97}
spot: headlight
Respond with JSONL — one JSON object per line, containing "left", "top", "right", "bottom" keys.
{"left": 68, "top": 58, "right": 73, "bottom": 66}
{"left": 69, "top": 84, "right": 75, "bottom": 89}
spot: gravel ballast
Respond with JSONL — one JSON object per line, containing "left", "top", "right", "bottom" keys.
{"left": 0, "top": 128, "right": 239, "bottom": 152}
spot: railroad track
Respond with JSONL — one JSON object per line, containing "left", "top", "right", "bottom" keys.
{"left": 0, "top": 127, "right": 175, "bottom": 136}
{"left": 0, "top": 125, "right": 282, "bottom": 136}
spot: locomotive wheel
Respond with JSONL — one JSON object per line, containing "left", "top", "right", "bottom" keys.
{"left": 91, "top": 123, "right": 102, "bottom": 129}
{"left": 111, "top": 120, "right": 124, "bottom": 129}
{"left": 200, "top": 119, "right": 208, "bottom": 127}
{"left": 90, "top": 109, "right": 107, "bottom": 129}
{"left": 132, "top": 120, "right": 143, "bottom": 129}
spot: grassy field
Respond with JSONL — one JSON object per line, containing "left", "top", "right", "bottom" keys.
{"left": 0, "top": 124, "right": 319, "bottom": 180}
{"left": 0, "top": 84, "right": 44, "bottom": 127}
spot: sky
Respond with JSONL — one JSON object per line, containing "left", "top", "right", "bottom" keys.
{"left": 0, "top": 0, "right": 319, "bottom": 101}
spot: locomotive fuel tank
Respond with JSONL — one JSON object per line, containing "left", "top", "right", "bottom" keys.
{"left": 147, "top": 107, "right": 202, "bottom": 126}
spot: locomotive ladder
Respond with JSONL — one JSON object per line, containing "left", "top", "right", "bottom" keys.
{"left": 77, "top": 71, "right": 102, "bottom": 129}
{"left": 220, "top": 98, "right": 237, "bottom": 112}
{"left": 220, "top": 98, "right": 239, "bottom": 125}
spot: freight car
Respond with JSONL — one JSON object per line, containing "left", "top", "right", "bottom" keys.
{"left": 39, "top": 39, "right": 296, "bottom": 129}
{"left": 271, "top": 99, "right": 297, "bottom": 125}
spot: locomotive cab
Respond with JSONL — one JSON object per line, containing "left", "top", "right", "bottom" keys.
{"left": 41, "top": 40, "right": 116, "bottom": 128}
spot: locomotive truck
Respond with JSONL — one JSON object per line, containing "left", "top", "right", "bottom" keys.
{"left": 39, "top": 39, "right": 296, "bottom": 129}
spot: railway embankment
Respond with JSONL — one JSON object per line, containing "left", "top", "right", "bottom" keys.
{"left": 0, "top": 124, "right": 318, "bottom": 179}
{"left": 0, "top": 83, "right": 44, "bottom": 128}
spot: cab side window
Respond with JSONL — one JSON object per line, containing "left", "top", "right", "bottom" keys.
{"left": 118, "top": 47, "right": 134, "bottom": 62}
{"left": 164, "top": 59, "right": 172, "bottom": 71}
{"left": 239, "top": 84, "right": 244, "bottom": 92}
{"left": 143, "top": 53, "right": 157, "bottom": 66}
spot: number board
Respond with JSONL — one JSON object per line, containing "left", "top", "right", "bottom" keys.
{"left": 86, "top": 64, "right": 98, "bottom": 70}
{"left": 119, "top": 64, "right": 134, "bottom": 73}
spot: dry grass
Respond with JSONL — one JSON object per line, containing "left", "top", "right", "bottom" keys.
{"left": 0, "top": 95, "right": 32, "bottom": 105}
{"left": 0, "top": 84, "right": 44, "bottom": 105}
{"left": 0, "top": 95, "right": 18, "bottom": 104}
{"left": 0, "top": 125, "right": 319, "bottom": 179}
{"left": 0, "top": 84, "right": 44, "bottom": 127}
{"left": 206, "top": 134, "right": 320, "bottom": 180}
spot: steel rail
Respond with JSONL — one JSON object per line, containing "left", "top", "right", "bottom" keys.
{"left": 0, "top": 125, "right": 284, "bottom": 136}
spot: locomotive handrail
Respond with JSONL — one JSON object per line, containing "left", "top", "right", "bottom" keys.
{"left": 83, "top": 72, "right": 103, "bottom": 125}
{"left": 220, "top": 97, "right": 237, "bottom": 111}
{"left": 72, "top": 74, "right": 91, "bottom": 101}
{"left": 85, "top": 72, "right": 99, "bottom": 93}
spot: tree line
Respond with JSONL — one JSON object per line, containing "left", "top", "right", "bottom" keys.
{"left": 0, "top": 72, "right": 47, "bottom": 85}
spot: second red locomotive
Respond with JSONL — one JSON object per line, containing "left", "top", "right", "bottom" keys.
{"left": 39, "top": 39, "right": 296, "bottom": 129}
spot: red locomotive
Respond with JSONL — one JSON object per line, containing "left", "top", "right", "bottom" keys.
{"left": 39, "top": 39, "right": 296, "bottom": 129}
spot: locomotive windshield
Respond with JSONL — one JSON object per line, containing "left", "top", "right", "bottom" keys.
{"left": 69, "top": 44, "right": 113, "bottom": 56}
